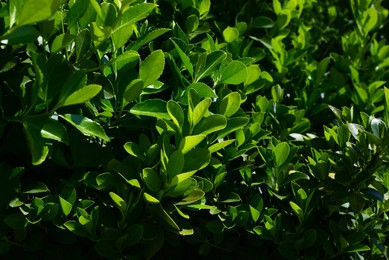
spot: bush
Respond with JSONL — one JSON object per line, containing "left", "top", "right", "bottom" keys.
{"left": 0, "top": 0, "right": 389, "bottom": 258}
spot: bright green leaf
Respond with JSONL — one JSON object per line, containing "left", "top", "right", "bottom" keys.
{"left": 17, "top": 0, "right": 60, "bottom": 27}
{"left": 139, "top": 50, "right": 165, "bottom": 87}
{"left": 123, "top": 79, "right": 144, "bottom": 103}
{"left": 130, "top": 99, "right": 170, "bottom": 119}
{"left": 223, "top": 26, "right": 239, "bottom": 43}
{"left": 109, "top": 192, "right": 127, "bottom": 213}
{"left": 60, "top": 114, "right": 110, "bottom": 142}
{"left": 220, "top": 92, "right": 241, "bottom": 117}
{"left": 220, "top": 61, "right": 247, "bottom": 85}
{"left": 178, "top": 135, "right": 206, "bottom": 154}
{"left": 61, "top": 84, "right": 102, "bottom": 107}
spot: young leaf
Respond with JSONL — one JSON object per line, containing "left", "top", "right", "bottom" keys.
{"left": 181, "top": 148, "right": 211, "bottom": 175}
{"left": 143, "top": 192, "right": 160, "bottom": 204}
{"left": 139, "top": 50, "right": 165, "bottom": 87}
{"left": 109, "top": 192, "right": 127, "bottom": 213}
{"left": 60, "top": 114, "right": 110, "bottom": 142}
{"left": 208, "top": 139, "right": 235, "bottom": 153}
{"left": 223, "top": 26, "right": 239, "bottom": 43}
{"left": 219, "top": 92, "right": 241, "bottom": 117}
{"left": 171, "top": 39, "right": 194, "bottom": 77}
{"left": 59, "top": 196, "right": 72, "bottom": 217}
{"left": 129, "top": 28, "right": 171, "bottom": 51}
{"left": 114, "top": 3, "right": 157, "bottom": 32}
{"left": 191, "top": 98, "right": 212, "bottom": 127}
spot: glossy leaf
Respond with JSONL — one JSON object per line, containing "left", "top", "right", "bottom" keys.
{"left": 123, "top": 79, "right": 144, "bottom": 103}
{"left": 219, "top": 92, "right": 241, "bottom": 117}
{"left": 61, "top": 84, "right": 102, "bottom": 107}
{"left": 17, "top": 0, "right": 60, "bottom": 27}
{"left": 130, "top": 99, "right": 170, "bottom": 119}
{"left": 60, "top": 114, "right": 110, "bottom": 142}
{"left": 178, "top": 135, "right": 206, "bottom": 154}
{"left": 273, "top": 142, "right": 290, "bottom": 168}
{"left": 139, "top": 50, "right": 165, "bottom": 87}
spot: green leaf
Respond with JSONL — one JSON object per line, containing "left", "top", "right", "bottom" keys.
{"left": 17, "top": 0, "right": 61, "bottom": 27}
{"left": 171, "top": 39, "right": 194, "bottom": 77}
{"left": 115, "top": 3, "right": 157, "bottom": 32}
{"left": 193, "top": 114, "right": 227, "bottom": 135}
{"left": 60, "top": 114, "right": 110, "bottom": 142}
{"left": 182, "top": 148, "right": 211, "bottom": 174}
{"left": 61, "top": 84, "right": 102, "bottom": 107}
{"left": 220, "top": 61, "right": 247, "bottom": 85}
{"left": 67, "top": 0, "right": 89, "bottom": 28}
{"left": 191, "top": 98, "right": 212, "bottom": 128}
{"left": 178, "top": 135, "right": 206, "bottom": 154}
{"left": 253, "top": 16, "right": 274, "bottom": 28}
{"left": 208, "top": 139, "right": 235, "bottom": 153}
{"left": 223, "top": 26, "right": 239, "bottom": 43}
{"left": 130, "top": 28, "right": 171, "bottom": 51}
{"left": 139, "top": 50, "right": 165, "bottom": 87}
{"left": 184, "top": 14, "right": 199, "bottom": 33}
{"left": 109, "top": 192, "right": 127, "bottom": 213}
{"left": 90, "top": 22, "right": 111, "bottom": 47}
{"left": 142, "top": 168, "right": 161, "bottom": 193}
{"left": 22, "top": 182, "right": 49, "bottom": 194}
{"left": 51, "top": 34, "right": 76, "bottom": 53}
{"left": 195, "top": 50, "right": 227, "bottom": 82}
{"left": 289, "top": 201, "right": 303, "bottom": 221}
{"left": 363, "top": 7, "right": 378, "bottom": 34}
{"left": 245, "top": 65, "right": 261, "bottom": 86}
{"left": 187, "top": 83, "right": 217, "bottom": 98}
{"left": 218, "top": 117, "right": 249, "bottom": 138}
{"left": 220, "top": 92, "right": 241, "bottom": 117}
{"left": 2, "top": 26, "right": 39, "bottom": 44}
{"left": 4, "top": 214, "right": 27, "bottom": 230}
{"left": 167, "top": 100, "right": 184, "bottom": 130}
{"left": 130, "top": 99, "right": 170, "bottom": 119}
{"left": 23, "top": 117, "right": 49, "bottom": 165}
{"left": 143, "top": 192, "right": 160, "bottom": 204}
{"left": 123, "top": 79, "right": 144, "bottom": 103}
{"left": 167, "top": 150, "right": 185, "bottom": 179}
{"left": 75, "top": 29, "right": 91, "bottom": 61}
{"left": 175, "top": 190, "right": 205, "bottom": 205}
{"left": 167, "top": 177, "right": 197, "bottom": 196}
{"left": 59, "top": 196, "right": 72, "bottom": 217}
{"left": 273, "top": 142, "right": 290, "bottom": 168}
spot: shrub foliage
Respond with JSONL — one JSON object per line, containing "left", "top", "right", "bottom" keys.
{"left": 1, "top": 0, "right": 389, "bottom": 258}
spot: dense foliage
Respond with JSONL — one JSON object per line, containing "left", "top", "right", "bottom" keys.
{"left": 1, "top": 0, "right": 389, "bottom": 258}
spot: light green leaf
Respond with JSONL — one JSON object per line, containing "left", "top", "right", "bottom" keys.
{"left": 112, "top": 24, "right": 134, "bottom": 50}
{"left": 90, "top": 22, "right": 111, "bottom": 47}
{"left": 167, "top": 100, "right": 184, "bottom": 130}
{"left": 130, "top": 99, "right": 170, "bottom": 119}
{"left": 114, "top": 3, "right": 157, "bottom": 32}
{"left": 289, "top": 201, "right": 303, "bottom": 221}
{"left": 220, "top": 92, "right": 241, "bottom": 117}
{"left": 363, "top": 7, "right": 378, "bottom": 34}
{"left": 109, "top": 192, "right": 127, "bottom": 213}
{"left": 51, "top": 34, "right": 75, "bottom": 53}
{"left": 187, "top": 83, "right": 217, "bottom": 98}
{"left": 60, "top": 114, "right": 110, "bottom": 142}
{"left": 129, "top": 28, "right": 171, "bottom": 51}
{"left": 193, "top": 114, "right": 227, "bottom": 135}
{"left": 123, "top": 79, "right": 143, "bottom": 103}
{"left": 217, "top": 117, "right": 249, "bottom": 138}
{"left": 191, "top": 98, "right": 212, "bottom": 127}
{"left": 171, "top": 38, "right": 194, "bottom": 77}
{"left": 61, "top": 84, "right": 102, "bottom": 107}
{"left": 17, "top": 0, "right": 60, "bottom": 27}
{"left": 139, "top": 50, "right": 165, "bottom": 87}
{"left": 273, "top": 142, "right": 290, "bottom": 168}
{"left": 142, "top": 168, "right": 161, "bottom": 193}
{"left": 143, "top": 192, "right": 160, "bottom": 204}
{"left": 220, "top": 61, "right": 247, "bottom": 85}
{"left": 178, "top": 135, "right": 206, "bottom": 154}
{"left": 59, "top": 196, "right": 72, "bottom": 217}
{"left": 245, "top": 65, "right": 261, "bottom": 86}
{"left": 223, "top": 26, "right": 239, "bottom": 43}
{"left": 208, "top": 139, "right": 235, "bottom": 153}
{"left": 41, "top": 118, "right": 69, "bottom": 144}
{"left": 195, "top": 50, "right": 227, "bottom": 82}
